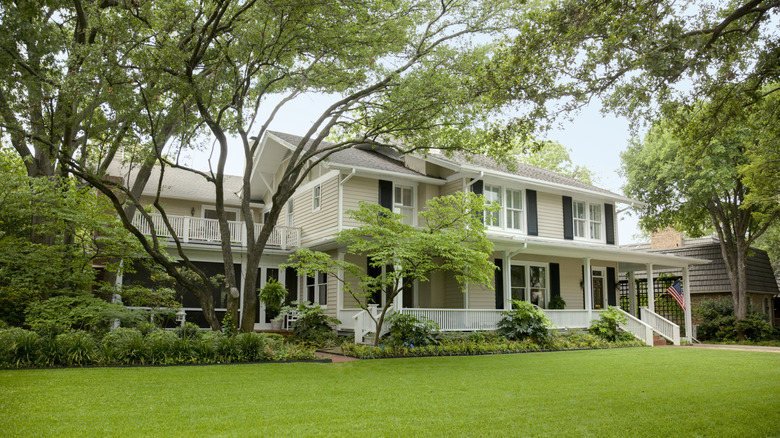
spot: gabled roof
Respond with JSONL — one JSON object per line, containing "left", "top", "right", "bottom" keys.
{"left": 266, "top": 131, "right": 431, "bottom": 179}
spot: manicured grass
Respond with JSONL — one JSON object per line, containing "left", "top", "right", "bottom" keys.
{"left": 1, "top": 348, "right": 779, "bottom": 437}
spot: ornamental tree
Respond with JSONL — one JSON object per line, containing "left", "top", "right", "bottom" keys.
{"left": 284, "top": 192, "right": 498, "bottom": 346}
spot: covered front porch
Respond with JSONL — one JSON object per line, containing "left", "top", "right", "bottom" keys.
{"left": 343, "top": 239, "right": 708, "bottom": 345}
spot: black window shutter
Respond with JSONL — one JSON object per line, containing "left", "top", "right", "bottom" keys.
{"left": 378, "top": 180, "right": 393, "bottom": 210}
{"left": 563, "top": 196, "right": 573, "bottom": 240}
{"left": 471, "top": 179, "right": 483, "bottom": 196}
{"left": 581, "top": 265, "right": 586, "bottom": 308}
{"left": 527, "top": 189, "right": 538, "bottom": 236}
{"left": 607, "top": 267, "right": 617, "bottom": 306}
{"left": 605, "top": 203, "right": 615, "bottom": 245}
{"left": 550, "top": 263, "right": 560, "bottom": 300}
{"left": 367, "top": 258, "right": 382, "bottom": 305}
{"left": 494, "top": 258, "right": 504, "bottom": 309}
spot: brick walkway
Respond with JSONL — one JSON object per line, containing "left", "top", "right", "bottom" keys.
{"left": 314, "top": 349, "right": 359, "bottom": 362}
{"left": 683, "top": 344, "right": 780, "bottom": 354}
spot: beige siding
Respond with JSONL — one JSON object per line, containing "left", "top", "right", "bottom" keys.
{"left": 443, "top": 271, "right": 464, "bottom": 308}
{"left": 295, "top": 176, "right": 339, "bottom": 244}
{"left": 441, "top": 178, "right": 463, "bottom": 197}
{"left": 342, "top": 176, "right": 378, "bottom": 228}
{"left": 342, "top": 253, "right": 367, "bottom": 309}
{"left": 537, "top": 191, "right": 564, "bottom": 239}
{"left": 404, "top": 155, "right": 426, "bottom": 174}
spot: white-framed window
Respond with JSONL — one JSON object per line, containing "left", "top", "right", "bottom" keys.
{"left": 312, "top": 184, "right": 321, "bottom": 212}
{"left": 505, "top": 189, "right": 524, "bottom": 231}
{"left": 573, "top": 200, "right": 603, "bottom": 241}
{"left": 483, "top": 185, "right": 501, "bottom": 227}
{"left": 394, "top": 185, "right": 414, "bottom": 225}
{"left": 306, "top": 271, "right": 328, "bottom": 306}
{"left": 203, "top": 206, "right": 239, "bottom": 221}
{"left": 286, "top": 201, "right": 294, "bottom": 227}
{"left": 509, "top": 262, "right": 549, "bottom": 308}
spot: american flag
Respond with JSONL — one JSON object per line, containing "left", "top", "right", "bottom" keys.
{"left": 666, "top": 279, "right": 685, "bottom": 310}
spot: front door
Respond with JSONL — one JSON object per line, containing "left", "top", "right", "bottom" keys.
{"left": 592, "top": 268, "right": 606, "bottom": 310}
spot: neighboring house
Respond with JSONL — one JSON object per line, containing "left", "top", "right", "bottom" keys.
{"left": 621, "top": 229, "right": 779, "bottom": 331}
{"left": 115, "top": 131, "right": 709, "bottom": 345}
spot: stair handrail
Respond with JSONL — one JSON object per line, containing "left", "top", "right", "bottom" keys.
{"left": 615, "top": 308, "right": 655, "bottom": 346}
{"left": 640, "top": 306, "right": 681, "bottom": 346}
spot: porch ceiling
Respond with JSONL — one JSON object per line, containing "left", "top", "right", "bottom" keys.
{"left": 492, "top": 237, "right": 710, "bottom": 271}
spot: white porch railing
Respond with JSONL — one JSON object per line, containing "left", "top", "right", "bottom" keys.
{"left": 616, "top": 308, "right": 654, "bottom": 346}
{"left": 399, "top": 308, "right": 505, "bottom": 332}
{"left": 353, "top": 305, "right": 391, "bottom": 344}
{"left": 133, "top": 213, "right": 300, "bottom": 250}
{"left": 640, "top": 306, "right": 681, "bottom": 345}
{"left": 543, "top": 309, "right": 603, "bottom": 328}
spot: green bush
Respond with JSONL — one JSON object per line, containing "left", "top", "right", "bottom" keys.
{"left": 0, "top": 328, "right": 40, "bottom": 367}
{"left": 497, "top": 300, "right": 552, "bottom": 343}
{"left": 145, "top": 330, "right": 179, "bottom": 364}
{"left": 100, "top": 327, "right": 148, "bottom": 365}
{"left": 175, "top": 322, "right": 203, "bottom": 341}
{"left": 697, "top": 300, "right": 772, "bottom": 342}
{"left": 26, "top": 294, "right": 144, "bottom": 334}
{"left": 56, "top": 331, "right": 96, "bottom": 366}
{"left": 589, "top": 307, "right": 628, "bottom": 342}
{"left": 235, "top": 332, "right": 273, "bottom": 362}
{"left": 383, "top": 313, "right": 439, "bottom": 347}
{"left": 279, "top": 301, "right": 341, "bottom": 346}
{"left": 548, "top": 295, "right": 566, "bottom": 310}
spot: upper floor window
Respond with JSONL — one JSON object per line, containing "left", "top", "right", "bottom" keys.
{"left": 393, "top": 185, "right": 414, "bottom": 225}
{"left": 573, "top": 201, "right": 603, "bottom": 241}
{"left": 286, "top": 201, "right": 294, "bottom": 227}
{"left": 312, "top": 184, "right": 321, "bottom": 212}
{"left": 505, "top": 189, "right": 523, "bottom": 231}
{"left": 484, "top": 185, "right": 501, "bottom": 227}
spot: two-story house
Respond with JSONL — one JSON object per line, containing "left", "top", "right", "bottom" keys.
{"left": 118, "top": 131, "right": 708, "bottom": 345}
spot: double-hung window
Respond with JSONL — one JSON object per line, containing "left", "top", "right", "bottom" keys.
{"left": 394, "top": 185, "right": 414, "bottom": 225}
{"left": 312, "top": 184, "right": 321, "bottom": 212}
{"left": 573, "top": 201, "right": 603, "bottom": 241}
{"left": 307, "top": 271, "right": 328, "bottom": 306}
{"left": 484, "top": 185, "right": 501, "bottom": 227}
{"left": 505, "top": 189, "right": 523, "bottom": 231}
{"left": 286, "top": 201, "right": 294, "bottom": 227}
{"left": 509, "top": 263, "right": 548, "bottom": 308}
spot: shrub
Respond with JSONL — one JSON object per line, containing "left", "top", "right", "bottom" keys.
{"left": 383, "top": 313, "right": 439, "bottom": 347}
{"left": 100, "top": 328, "right": 147, "bottom": 364}
{"left": 235, "top": 332, "right": 273, "bottom": 362}
{"left": 697, "top": 300, "right": 772, "bottom": 342}
{"left": 26, "top": 294, "right": 144, "bottom": 334}
{"left": 175, "top": 322, "right": 203, "bottom": 341}
{"left": 56, "top": 331, "right": 96, "bottom": 366}
{"left": 497, "top": 300, "right": 552, "bottom": 343}
{"left": 0, "top": 328, "right": 40, "bottom": 367}
{"left": 279, "top": 301, "right": 341, "bottom": 346}
{"left": 145, "top": 330, "right": 179, "bottom": 364}
{"left": 588, "top": 307, "right": 628, "bottom": 342}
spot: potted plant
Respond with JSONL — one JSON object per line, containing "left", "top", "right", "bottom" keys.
{"left": 548, "top": 295, "right": 566, "bottom": 310}
{"left": 259, "top": 278, "right": 287, "bottom": 330}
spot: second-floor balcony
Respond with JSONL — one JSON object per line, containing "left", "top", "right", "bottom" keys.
{"left": 132, "top": 213, "right": 301, "bottom": 251}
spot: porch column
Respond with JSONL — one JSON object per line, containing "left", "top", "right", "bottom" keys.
{"left": 583, "top": 258, "right": 592, "bottom": 315}
{"left": 628, "top": 270, "right": 637, "bottom": 316}
{"left": 238, "top": 260, "right": 247, "bottom": 325}
{"left": 683, "top": 265, "right": 693, "bottom": 342}
{"left": 646, "top": 264, "right": 655, "bottom": 314}
{"left": 336, "top": 249, "right": 346, "bottom": 321}
{"left": 503, "top": 250, "right": 512, "bottom": 310}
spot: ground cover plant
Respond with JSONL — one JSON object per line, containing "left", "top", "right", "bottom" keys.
{"left": 1, "top": 348, "right": 778, "bottom": 437}
{"left": 0, "top": 324, "right": 315, "bottom": 368}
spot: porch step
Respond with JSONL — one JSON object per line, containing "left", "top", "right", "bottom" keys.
{"left": 653, "top": 334, "right": 668, "bottom": 346}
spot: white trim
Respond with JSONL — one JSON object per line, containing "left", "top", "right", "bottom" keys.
{"left": 508, "top": 260, "right": 550, "bottom": 308}
{"left": 324, "top": 161, "right": 446, "bottom": 185}
{"left": 290, "top": 170, "right": 340, "bottom": 199}
{"left": 201, "top": 205, "right": 240, "bottom": 222}
{"left": 312, "top": 184, "right": 322, "bottom": 212}
{"left": 591, "top": 266, "right": 607, "bottom": 310}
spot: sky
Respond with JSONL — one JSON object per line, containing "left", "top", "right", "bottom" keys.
{"left": 188, "top": 93, "right": 646, "bottom": 244}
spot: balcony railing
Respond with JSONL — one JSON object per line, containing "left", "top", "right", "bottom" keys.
{"left": 132, "top": 213, "right": 301, "bottom": 250}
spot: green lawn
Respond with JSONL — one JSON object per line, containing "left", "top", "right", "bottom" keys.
{"left": 1, "top": 348, "right": 778, "bottom": 437}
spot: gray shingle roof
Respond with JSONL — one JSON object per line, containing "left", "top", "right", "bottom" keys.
{"left": 267, "top": 131, "right": 430, "bottom": 178}
{"left": 434, "top": 151, "right": 620, "bottom": 197}
{"left": 646, "top": 243, "right": 779, "bottom": 295}
{"left": 107, "top": 161, "right": 244, "bottom": 206}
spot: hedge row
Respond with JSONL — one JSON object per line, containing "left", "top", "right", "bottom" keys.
{"left": 342, "top": 332, "right": 646, "bottom": 359}
{"left": 0, "top": 327, "right": 317, "bottom": 368}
